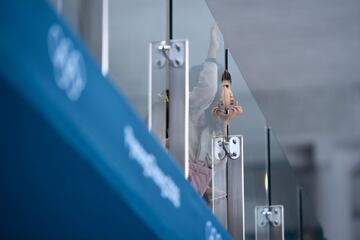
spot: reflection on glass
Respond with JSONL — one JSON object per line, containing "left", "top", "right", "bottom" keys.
{"left": 188, "top": 24, "right": 222, "bottom": 198}
{"left": 108, "top": 0, "right": 166, "bottom": 120}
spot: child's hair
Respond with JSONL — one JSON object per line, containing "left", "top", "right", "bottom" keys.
{"left": 221, "top": 70, "right": 231, "bottom": 83}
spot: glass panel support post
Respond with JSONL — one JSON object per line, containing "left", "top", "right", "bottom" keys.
{"left": 255, "top": 205, "right": 285, "bottom": 240}
{"left": 149, "top": 39, "right": 189, "bottom": 178}
{"left": 212, "top": 135, "right": 245, "bottom": 239}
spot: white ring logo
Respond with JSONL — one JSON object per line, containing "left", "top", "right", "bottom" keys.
{"left": 48, "top": 24, "right": 86, "bottom": 101}
{"left": 205, "top": 221, "right": 223, "bottom": 240}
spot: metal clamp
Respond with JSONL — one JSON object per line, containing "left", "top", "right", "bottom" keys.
{"left": 256, "top": 205, "right": 283, "bottom": 228}
{"left": 155, "top": 40, "right": 185, "bottom": 68}
{"left": 214, "top": 136, "right": 241, "bottom": 160}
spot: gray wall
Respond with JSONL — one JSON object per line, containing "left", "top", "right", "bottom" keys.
{"left": 206, "top": 0, "right": 360, "bottom": 239}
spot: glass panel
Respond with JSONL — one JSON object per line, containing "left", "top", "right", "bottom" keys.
{"left": 173, "top": 1, "right": 268, "bottom": 238}
{"left": 228, "top": 52, "right": 268, "bottom": 240}
{"left": 299, "top": 188, "right": 325, "bottom": 239}
{"left": 51, "top": 0, "right": 167, "bottom": 121}
{"left": 53, "top": 1, "right": 325, "bottom": 239}
{"left": 267, "top": 131, "right": 299, "bottom": 239}
{"left": 269, "top": 131, "right": 325, "bottom": 240}
{"left": 108, "top": 0, "right": 166, "bottom": 120}
{"left": 49, "top": 0, "right": 104, "bottom": 66}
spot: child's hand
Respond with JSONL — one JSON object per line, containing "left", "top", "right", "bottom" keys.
{"left": 208, "top": 23, "right": 221, "bottom": 58}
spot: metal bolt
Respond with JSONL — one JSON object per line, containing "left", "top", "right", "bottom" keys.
{"left": 175, "top": 43, "right": 181, "bottom": 52}
{"left": 232, "top": 139, "right": 237, "bottom": 144}
{"left": 274, "top": 209, "right": 278, "bottom": 214}
{"left": 156, "top": 60, "right": 164, "bottom": 68}
{"left": 175, "top": 59, "right": 181, "bottom": 65}
{"left": 158, "top": 42, "right": 170, "bottom": 51}
{"left": 274, "top": 220, "right": 279, "bottom": 225}
{"left": 262, "top": 209, "right": 270, "bottom": 216}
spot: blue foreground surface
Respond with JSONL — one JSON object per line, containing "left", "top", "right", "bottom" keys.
{"left": 0, "top": 1, "right": 230, "bottom": 239}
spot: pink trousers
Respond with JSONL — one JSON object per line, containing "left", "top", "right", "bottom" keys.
{"left": 189, "top": 161, "right": 212, "bottom": 196}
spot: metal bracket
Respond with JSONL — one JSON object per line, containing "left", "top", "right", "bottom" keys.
{"left": 155, "top": 40, "right": 185, "bottom": 68}
{"left": 255, "top": 205, "right": 283, "bottom": 228}
{"left": 214, "top": 136, "right": 241, "bottom": 160}
{"left": 211, "top": 135, "right": 245, "bottom": 238}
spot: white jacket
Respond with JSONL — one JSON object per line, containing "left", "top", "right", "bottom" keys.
{"left": 189, "top": 60, "right": 219, "bottom": 164}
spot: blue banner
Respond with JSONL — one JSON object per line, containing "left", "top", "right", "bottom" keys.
{"left": 0, "top": 1, "right": 230, "bottom": 239}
